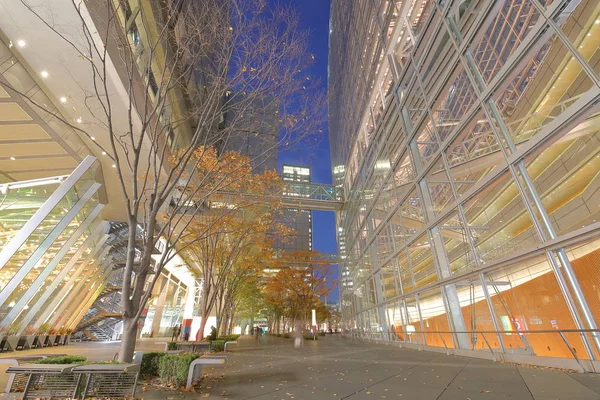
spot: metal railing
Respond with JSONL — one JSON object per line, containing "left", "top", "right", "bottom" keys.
{"left": 344, "top": 328, "right": 600, "bottom": 373}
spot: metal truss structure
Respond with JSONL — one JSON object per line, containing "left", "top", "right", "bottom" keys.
{"left": 329, "top": 0, "right": 600, "bottom": 369}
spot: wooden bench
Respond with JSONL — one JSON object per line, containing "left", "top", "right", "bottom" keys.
{"left": 185, "top": 355, "right": 227, "bottom": 389}
{"left": 1, "top": 354, "right": 67, "bottom": 393}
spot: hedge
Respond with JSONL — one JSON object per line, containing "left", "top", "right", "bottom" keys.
{"left": 158, "top": 353, "right": 200, "bottom": 387}
{"left": 32, "top": 355, "right": 87, "bottom": 364}
{"left": 216, "top": 334, "right": 240, "bottom": 342}
{"left": 140, "top": 352, "right": 166, "bottom": 377}
{"left": 303, "top": 334, "right": 318, "bottom": 340}
{"left": 210, "top": 340, "right": 225, "bottom": 352}
{"left": 167, "top": 342, "right": 178, "bottom": 350}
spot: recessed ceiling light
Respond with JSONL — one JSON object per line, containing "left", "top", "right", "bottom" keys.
{"left": 112, "top": 164, "right": 116, "bottom": 168}
{"left": 9, "top": 156, "right": 16, "bottom": 160}
{"left": 595, "top": 20, "right": 600, "bottom": 24}
{"left": 90, "top": 136, "right": 95, "bottom": 141}
{"left": 76, "top": 117, "right": 82, "bottom": 123}
{"left": 102, "top": 151, "right": 107, "bottom": 155}
{"left": 40, "top": 70, "right": 49, "bottom": 78}
{"left": 17, "top": 40, "right": 26, "bottom": 47}
{"left": 60, "top": 96, "right": 67, "bottom": 103}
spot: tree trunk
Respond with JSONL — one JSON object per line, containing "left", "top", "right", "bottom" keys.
{"left": 118, "top": 317, "right": 139, "bottom": 362}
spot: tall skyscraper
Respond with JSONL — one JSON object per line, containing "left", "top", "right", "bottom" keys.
{"left": 278, "top": 164, "right": 313, "bottom": 252}
{"left": 329, "top": 0, "right": 600, "bottom": 364}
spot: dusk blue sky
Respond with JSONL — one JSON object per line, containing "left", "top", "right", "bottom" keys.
{"left": 272, "top": 0, "right": 339, "bottom": 303}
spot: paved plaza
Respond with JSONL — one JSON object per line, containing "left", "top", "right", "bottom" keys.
{"left": 2, "top": 336, "right": 600, "bottom": 399}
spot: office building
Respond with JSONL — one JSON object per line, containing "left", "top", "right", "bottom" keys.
{"left": 329, "top": 0, "right": 600, "bottom": 366}
{"left": 278, "top": 165, "right": 313, "bottom": 253}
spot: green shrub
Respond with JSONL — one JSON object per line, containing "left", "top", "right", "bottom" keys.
{"left": 216, "top": 334, "right": 240, "bottom": 342}
{"left": 140, "top": 352, "right": 166, "bottom": 377}
{"left": 158, "top": 353, "right": 199, "bottom": 387}
{"left": 303, "top": 334, "right": 317, "bottom": 340}
{"left": 167, "top": 342, "right": 178, "bottom": 350}
{"left": 33, "top": 355, "right": 87, "bottom": 364}
{"left": 283, "top": 333, "right": 291, "bottom": 339}
{"left": 210, "top": 340, "right": 225, "bottom": 352}
{"left": 318, "top": 332, "right": 326, "bottom": 336}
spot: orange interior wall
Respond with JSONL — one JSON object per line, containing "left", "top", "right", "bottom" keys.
{"left": 394, "top": 247, "right": 600, "bottom": 359}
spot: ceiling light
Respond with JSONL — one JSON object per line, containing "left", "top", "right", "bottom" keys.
{"left": 17, "top": 40, "right": 26, "bottom": 47}
{"left": 40, "top": 70, "right": 49, "bottom": 78}
{"left": 60, "top": 96, "right": 67, "bottom": 103}
{"left": 9, "top": 156, "right": 16, "bottom": 160}
{"left": 596, "top": 20, "right": 600, "bottom": 24}
{"left": 76, "top": 117, "right": 82, "bottom": 123}
{"left": 102, "top": 151, "right": 107, "bottom": 155}
{"left": 112, "top": 164, "right": 116, "bottom": 168}
{"left": 90, "top": 136, "right": 95, "bottom": 141}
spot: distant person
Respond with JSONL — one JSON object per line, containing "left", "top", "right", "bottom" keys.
{"left": 293, "top": 321, "right": 303, "bottom": 348}
{"left": 254, "top": 326, "right": 260, "bottom": 340}
{"left": 171, "top": 325, "right": 179, "bottom": 341}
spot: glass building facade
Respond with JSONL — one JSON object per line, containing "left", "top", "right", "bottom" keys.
{"left": 329, "top": 0, "right": 600, "bottom": 367}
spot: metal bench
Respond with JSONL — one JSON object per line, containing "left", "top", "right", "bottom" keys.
{"left": 177, "top": 341, "right": 210, "bottom": 353}
{"left": 155, "top": 341, "right": 169, "bottom": 351}
{"left": 224, "top": 341, "right": 238, "bottom": 352}
{"left": 5, "top": 363, "right": 139, "bottom": 399}
{"left": 73, "top": 363, "right": 138, "bottom": 399}
{"left": 185, "top": 355, "right": 227, "bottom": 389}
{"left": 1, "top": 354, "right": 67, "bottom": 393}
{"left": 5, "top": 364, "right": 81, "bottom": 399}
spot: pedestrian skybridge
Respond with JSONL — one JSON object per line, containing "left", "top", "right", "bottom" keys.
{"left": 173, "top": 182, "right": 344, "bottom": 212}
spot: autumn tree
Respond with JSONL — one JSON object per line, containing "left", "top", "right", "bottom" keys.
{"left": 1, "top": 0, "right": 325, "bottom": 360}
{"left": 176, "top": 146, "right": 292, "bottom": 339}
{"left": 264, "top": 250, "right": 336, "bottom": 332}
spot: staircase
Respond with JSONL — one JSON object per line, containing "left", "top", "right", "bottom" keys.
{"left": 76, "top": 311, "right": 122, "bottom": 331}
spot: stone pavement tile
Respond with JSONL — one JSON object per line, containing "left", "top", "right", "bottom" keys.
{"left": 517, "top": 366, "right": 600, "bottom": 399}
{"left": 569, "top": 373, "right": 600, "bottom": 395}
{"left": 438, "top": 363, "right": 534, "bottom": 400}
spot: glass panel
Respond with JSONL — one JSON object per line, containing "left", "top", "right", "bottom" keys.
{"left": 439, "top": 211, "right": 478, "bottom": 274}
{"left": 432, "top": 65, "right": 478, "bottom": 143}
{"left": 445, "top": 108, "right": 503, "bottom": 197}
{"left": 408, "top": 234, "right": 437, "bottom": 289}
{"left": 462, "top": 172, "right": 542, "bottom": 263}
{"left": 391, "top": 189, "right": 424, "bottom": 247}
{"left": 415, "top": 116, "right": 440, "bottom": 167}
{"left": 425, "top": 157, "right": 455, "bottom": 214}
{"left": 419, "top": 287, "right": 455, "bottom": 349}
{"left": 457, "top": 277, "right": 499, "bottom": 350}
{"left": 490, "top": 27, "right": 595, "bottom": 145}
{"left": 485, "top": 257, "right": 590, "bottom": 359}
{"left": 469, "top": 0, "right": 543, "bottom": 85}
{"left": 552, "top": 0, "right": 600, "bottom": 78}
{"left": 564, "top": 238, "right": 600, "bottom": 359}
{"left": 523, "top": 121, "right": 600, "bottom": 237}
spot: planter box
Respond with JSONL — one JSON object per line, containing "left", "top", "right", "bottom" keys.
{"left": 0, "top": 336, "right": 8, "bottom": 352}
{"left": 25, "top": 335, "right": 41, "bottom": 349}
{"left": 46, "top": 335, "right": 56, "bottom": 347}
{"left": 37, "top": 335, "right": 48, "bottom": 347}
{"left": 6, "top": 336, "right": 29, "bottom": 351}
